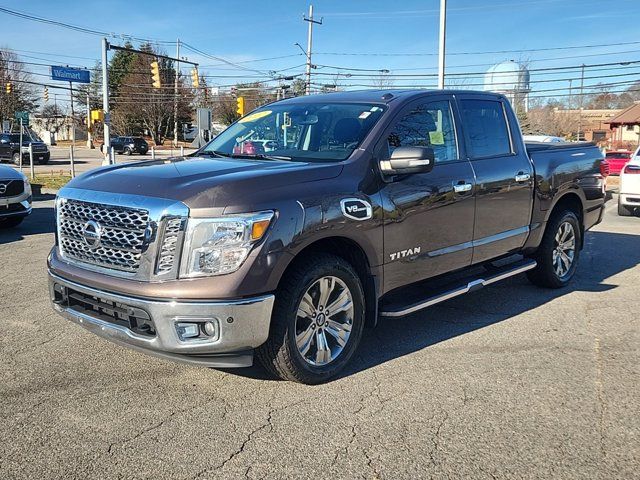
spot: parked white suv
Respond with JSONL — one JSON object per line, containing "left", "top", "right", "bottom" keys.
{"left": 618, "top": 146, "right": 640, "bottom": 216}
{"left": 0, "top": 165, "right": 32, "bottom": 228}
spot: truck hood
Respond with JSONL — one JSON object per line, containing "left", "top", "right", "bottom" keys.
{"left": 63, "top": 155, "right": 343, "bottom": 209}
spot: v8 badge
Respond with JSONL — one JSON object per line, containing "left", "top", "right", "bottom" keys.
{"left": 340, "top": 198, "right": 372, "bottom": 221}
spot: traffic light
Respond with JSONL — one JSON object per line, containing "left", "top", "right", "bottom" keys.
{"left": 150, "top": 61, "right": 161, "bottom": 89}
{"left": 43, "top": 86, "right": 49, "bottom": 102}
{"left": 90, "top": 109, "right": 104, "bottom": 125}
{"left": 191, "top": 68, "right": 199, "bottom": 88}
{"left": 236, "top": 96, "right": 245, "bottom": 116}
{"left": 5, "top": 82, "right": 12, "bottom": 94}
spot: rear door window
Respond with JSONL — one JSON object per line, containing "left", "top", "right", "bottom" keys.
{"left": 459, "top": 99, "right": 512, "bottom": 158}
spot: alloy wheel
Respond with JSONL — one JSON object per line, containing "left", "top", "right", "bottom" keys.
{"left": 294, "top": 276, "right": 354, "bottom": 366}
{"left": 552, "top": 221, "right": 576, "bottom": 278}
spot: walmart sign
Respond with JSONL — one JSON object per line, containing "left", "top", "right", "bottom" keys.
{"left": 51, "top": 66, "right": 90, "bottom": 84}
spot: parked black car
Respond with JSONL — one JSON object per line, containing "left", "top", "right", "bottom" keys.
{"left": 101, "top": 136, "right": 149, "bottom": 155}
{"left": 0, "top": 133, "right": 50, "bottom": 165}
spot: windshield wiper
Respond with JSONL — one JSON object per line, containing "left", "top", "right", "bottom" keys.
{"left": 229, "top": 153, "right": 292, "bottom": 161}
{"left": 197, "top": 150, "right": 230, "bottom": 158}
{"left": 198, "top": 150, "right": 291, "bottom": 161}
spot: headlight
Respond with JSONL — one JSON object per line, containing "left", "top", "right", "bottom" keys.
{"left": 179, "top": 211, "right": 274, "bottom": 278}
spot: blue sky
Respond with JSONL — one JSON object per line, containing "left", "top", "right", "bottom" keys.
{"left": 1, "top": 0, "right": 638, "bottom": 100}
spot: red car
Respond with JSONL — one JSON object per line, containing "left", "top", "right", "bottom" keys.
{"left": 605, "top": 150, "right": 632, "bottom": 175}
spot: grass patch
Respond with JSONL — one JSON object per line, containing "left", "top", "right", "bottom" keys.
{"left": 31, "top": 173, "right": 72, "bottom": 190}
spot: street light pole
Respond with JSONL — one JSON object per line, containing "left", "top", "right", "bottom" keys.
{"left": 174, "top": 38, "right": 180, "bottom": 147}
{"left": 438, "top": 0, "right": 447, "bottom": 89}
{"left": 101, "top": 37, "right": 112, "bottom": 165}
{"left": 303, "top": 5, "right": 322, "bottom": 95}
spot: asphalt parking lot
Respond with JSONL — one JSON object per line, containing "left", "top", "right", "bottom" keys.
{"left": 0, "top": 196, "right": 638, "bottom": 479}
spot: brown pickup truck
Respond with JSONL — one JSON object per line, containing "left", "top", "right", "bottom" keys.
{"left": 49, "top": 90, "right": 606, "bottom": 384}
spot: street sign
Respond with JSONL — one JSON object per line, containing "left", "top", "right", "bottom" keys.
{"left": 14, "top": 111, "right": 29, "bottom": 126}
{"left": 51, "top": 66, "right": 90, "bottom": 84}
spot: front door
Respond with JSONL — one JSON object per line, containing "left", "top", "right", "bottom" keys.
{"left": 456, "top": 95, "right": 534, "bottom": 263}
{"left": 0, "top": 134, "right": 10, "bottom": 159}
{"left": 379, "top": 97, "right": 476, "bottom": 293}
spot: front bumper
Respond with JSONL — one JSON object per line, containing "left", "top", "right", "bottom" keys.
{"left": 0, "top": 190, "right": 32, "bottom": 218}
{"left": 619, "top": 193, "right": 640, "bottom": 207}
{"left": 48, "top": 271, "right": 274, "bottom": 368}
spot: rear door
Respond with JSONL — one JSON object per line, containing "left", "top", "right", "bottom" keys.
{"left": 457, "top": 95, "right": 534, "bottom": 264}
{"left": 379, "top": 96, "right": 476, "bottom": 292}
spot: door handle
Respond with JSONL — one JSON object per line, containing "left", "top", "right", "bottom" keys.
{"left": 515, "top": 172, "right": 531, "bottom": 182}
{"left": 453, "top": 182, "right": 472, "bottom": 193}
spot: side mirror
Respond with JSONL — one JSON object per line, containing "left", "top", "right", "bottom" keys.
{"left": 380, "top": 146, "right": 435, "bottom": 175}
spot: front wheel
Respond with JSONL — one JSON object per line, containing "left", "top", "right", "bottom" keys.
{"left": 12, "top": 152, "right": 21, "bottom": 165}
{"left": 256, "top": 254, "right": 365, "bottom": 384}
{"left": 527, "top": 210, "right": 581, "bottom": 288}
{"left": 124, "top": 147, "right": 132, "bottom": 156}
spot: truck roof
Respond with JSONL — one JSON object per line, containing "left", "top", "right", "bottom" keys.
{"left": 274, "top": 89, "right": 503, "bottom": 105}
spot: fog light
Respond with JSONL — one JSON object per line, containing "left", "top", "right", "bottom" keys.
{"left": 203, "top": 321, "right": 217, "bottom": 337}
{"left": 176, "top": 322, "right": 200, "bottom": 340}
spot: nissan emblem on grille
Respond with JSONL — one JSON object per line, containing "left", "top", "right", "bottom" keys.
{"left": 0, "top": 184, "right": 6, "bottom": 195}
{"left": 82, "top": 220, "right": 102, "bottom": 248}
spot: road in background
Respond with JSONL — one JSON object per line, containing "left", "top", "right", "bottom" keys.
{"left": 3, "top": 145, "right": 198, "bottom": 176}
{"left": 0, "top": 196, "right": 638, "bottom": 479}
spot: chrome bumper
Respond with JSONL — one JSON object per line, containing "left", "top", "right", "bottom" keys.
{"left": 48, "top": 271, "right": 274, "bottom": 368}
{"left": 0, "top": 191, "right": 32, "bottom": 218}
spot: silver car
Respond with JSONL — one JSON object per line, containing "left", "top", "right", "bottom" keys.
{"left": 0, "top": 165, "right": 32, "bottom": 228}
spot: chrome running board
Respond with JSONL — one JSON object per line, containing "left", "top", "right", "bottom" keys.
{"left": 379, "top": 258, "right": 537, "bottom": 318}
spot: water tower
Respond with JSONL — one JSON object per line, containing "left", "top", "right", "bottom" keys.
{"left": 484, "top": 60, "right": 531, "bottom": 113}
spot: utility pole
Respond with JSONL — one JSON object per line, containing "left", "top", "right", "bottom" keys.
{"left": 438, "top": 0, "right": 447, "bottom": 89}
{"left": 101, "top": 37, "right": 112, "bottom": 165}
{"left": 174, "top": 38, "right": 180, "bottom": 147}
{"left": 578, "top": 63, "right": 585, "bottom": 141}
{"left": 303, "top": 5, "right": 322, "bottom": 95}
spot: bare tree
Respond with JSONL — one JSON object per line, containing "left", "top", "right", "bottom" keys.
{"left": 110, "top": 43, "right": 193, "bottom": 145}
{"left": 373, "top": 72, "right": 394, "bottom": 89}
{"left": 0, "top": 48, "right": 37, "bottom": 124}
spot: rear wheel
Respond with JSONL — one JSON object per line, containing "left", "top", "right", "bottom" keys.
{"left": 124, "top": 147, "right": 132, "bottom": 156}
{"left": 527, "top": 210, "right": 581, "bottom": 288}
{"left": 12, "top": 152, "right": 20, "bottom": 165}
{"left": 256, "top": 254, "right": 365, "bottom": 384}
{"left": 618, "top": 197, "right": 632, "bottom": 216}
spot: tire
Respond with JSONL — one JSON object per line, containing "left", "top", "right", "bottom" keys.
{"left": 618, "top": 197, "right": 632, "bottom": 216}
{"left": 12, "top": 152, "right": 20, "bottom": 165}
{"left": 0, "top": 216, "right": 24, "bottom": 229}
{"left": 527, "top": 210, "right": 581, "bottom": 289}
{"left": 124, "top": 147, "right": 132, "bottom": 156}
{"left": 256, "top": 253, "right": 366, "bottom": 384}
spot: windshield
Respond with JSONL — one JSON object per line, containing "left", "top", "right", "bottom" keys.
{"left": 606, "top": 152, "right": 630, "bottom": 159}
{"left": 201, "top": 102, "right": 386, "bottom": 162}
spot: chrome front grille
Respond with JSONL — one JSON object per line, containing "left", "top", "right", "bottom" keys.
{"left": 156, "top": 217, "right": 183, "bottom": 275}
{"left": 58, "top": 199, "right": 150, "bottom": 273}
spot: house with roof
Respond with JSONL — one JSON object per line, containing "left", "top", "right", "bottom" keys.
{"left": 605, "top": 101, "right": 640, "bottom": 148}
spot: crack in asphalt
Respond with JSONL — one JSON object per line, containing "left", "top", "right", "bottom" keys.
{"left": 428, "top": 411, "right": 449, "bottom": 471}
{"left": 189, "top": 398, "right": 305, "bottom": 479}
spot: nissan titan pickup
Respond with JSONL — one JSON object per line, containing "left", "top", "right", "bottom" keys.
{"left": 48, "top": 90, "right": 606, "bottom": 384}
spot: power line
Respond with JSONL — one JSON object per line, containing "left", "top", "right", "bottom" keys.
{"left": 314, "top": 40, "right": 640, "bottom": 57}
{"left": 0, "top": 6, "right": 174, "bottom": 44}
